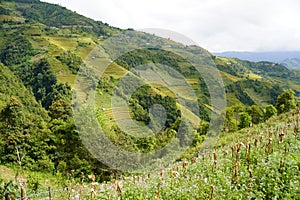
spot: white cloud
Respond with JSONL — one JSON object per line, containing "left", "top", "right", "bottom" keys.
{"left": 43, "top": 0, "right": 300, "bottom": 52}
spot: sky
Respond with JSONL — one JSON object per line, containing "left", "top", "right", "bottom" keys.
{"left": 43, "top": 0, "right": 300, "bottom": 52}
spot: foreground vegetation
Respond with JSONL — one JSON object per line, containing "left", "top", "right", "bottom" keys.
{"left": 1, "top": 107, "right": 299, "bottom": 199}
{"left": 106, "top": 109, "right": 299, "bottom": 199}
{"left": 0, "top": 0, "right": 300, "bottom": 199}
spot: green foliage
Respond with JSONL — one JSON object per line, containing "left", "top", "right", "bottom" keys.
{"left": 115, "top": 49, "right": 181, "bottom": 72}
{"left": 13, "top": 59, "right": 72, "bottom": 109}
{"left": 56, "top": 51, "right": 83, "bottom": 74}
{"left": 42, "top": 82, "right": 72, "bottom": 109}
{"left": 197, "top": 121, "right": 209, "bottom": 136}
{"left": 0, "top": 6, "right": 10, "bottom": 15}
{"left": 0, "top": 179, "right": 18, "bottom": 200}
{"left": 0, "top": 64, "right": 47, "bottom": 118}
{"left": 49, "top": 98, "right": 72, "bottom": 120}
{"left": 224, "top": 102, "right": 279, "bottom": 132}
{"left": 129, "top": 85, "right": 180, "bottom": 128}
{"left": 246, "top": 105, "right": 264, "bottom": 124}
{"left": 214, "top": 57, "right": 248, "bottom": 77}
{"left": 176, "top": 119, "right": 194, "bottom": 147}
{"left": 27, "top": 174, "right": 41, "bottom": 194}
{"left": 239, "top": 112, "right": 252, "bottom": 129}
{"left": 0, "top": 96, "right": 24, "bottom": 128}
{"left": 0, "top": 97, "right": 26, "bottom": 163}
{"left": 226, "top": 79, "right": 282, "bottom": 106}
{"left": 276, "top": 89, "right": 296, "bottom": 114}
{"left": 7, "top": 0, "right": 39, "bottom": 3}
{"left": 0, "top": 97, "right": 53, "bottom": 171}
{"left": 72, "top": 109, "right": 300, "bottom": 199}
{"left": 69, "top": 155, "right": 92, "bottom": 177}
{"left": 47, "top": 111, "right": 107, "bottom": 178}
{"left": 242, "top": 60, "right": 296, "bottom": 80}
{"left": 1, "top": 0, "right": 300, "bottom": 187}
{"left": 264, "top": 104, "right": 277, "bottom": 119}
{"left": 224, "top": 107, "right": 238, "bottom": 132}
{"left": 30, "top": 59, "right": 56, "bottom": 101}
{"left": 0, "top": 35, "right": 34, "bottom": 66}
{"left": 16, "top": 1, "right": 117, "bottom": 36}
{"left": 97, "top": 76, "right": 115, "bottom": 94}
{"left": 0, "top": 64, "right": 54, "bottom": 171}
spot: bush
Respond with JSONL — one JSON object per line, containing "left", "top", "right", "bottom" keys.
{"left": 276, "top": 89, "right": 296, "bottom": 114}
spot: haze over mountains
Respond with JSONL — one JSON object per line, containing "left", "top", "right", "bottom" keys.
{"left": 214, "top": 51, "right": 300, "bottom": 70}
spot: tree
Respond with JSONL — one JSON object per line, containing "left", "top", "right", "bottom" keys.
{"left": 0, "top": 96, "right": 25, "bottom": 128}
{"left": 0, "top": 36, "right": 34, "bottom": 66}
{"left": 223, "top": 104, "right": 245, "bottom": 132}
{"left": 264, "top": 105, "right": 277, "bottom": 120}
{"left": 0, "top": 97, "right": 26, "bottom": 163}
{"left": 49, "top": 99, "right": 72, "bottom": 121}
{"left": 55, "top": 51, "right": 83, "bottom": 74}
{"left": 0, "top": 97, "right": 53, "bottom": 171}
{"left": 30, "top": 59, "right": 57, "bottom": 107}
{"left": 232, "top": 103, "right": 245, "bottom": 121}
{"left": 276, "top": 89, "right": 296, "bottom": 114}
{"left": 197, "top": 121, "right": 209, "bottom": 136}
{"left": 224, "top": 107, "right": 238, "bottom": 132}
{"left": 239, "top": 112, "right": 252, "bottom": 129}
{"left": 246, "top": 105, "right": 264, "bottom": 124}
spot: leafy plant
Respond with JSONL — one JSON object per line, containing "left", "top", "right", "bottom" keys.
{"left": 0, "top": 179, "right": 19, "bottom": 200}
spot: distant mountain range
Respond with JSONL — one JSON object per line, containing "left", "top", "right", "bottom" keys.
{"left": 214, "top": 51, "right": 300, "bottom": 70}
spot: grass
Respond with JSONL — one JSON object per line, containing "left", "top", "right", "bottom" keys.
{"left": 94, "top": 60, "right": 203, "bottom": 130}
{"left": 186, "top": 78, "right": 199, "bottom": 85}
{"left": 178, "top": 103, "right": 201, "bottom": 127}
{"left": 91, "top": 109, "right": 300, "bottom": 199}
{"left": 0, "top": 15, "right": 17, "bottom": 21}
{"left": 57, "top": 74, "right": 77, "bottom": 86}
{"left": 226, "top": 93, "right": 242, "bottom": 106}
{"left": 48, "top": 56, "right": 70, "bottom": 74}
{"left": 220, "top": 71, "right": 243, "bottom": 84}
{"left": 246, "top": 73, "right": 262, "bottom": 79}
{"left": 271, "top": 77, "right": 300, "bottom": 94}
{"left": 44, "top": 36, "right": 78, "bottom": 51}
{"left": 103, "top": 63, "right": 128, "bottom": 79}
{"left": 2, "top": 109, "right": 299, "bottom": 199}
{"left": 153, "top": 84, "right": 176, "bottom": 98}
{"left": 244, "top": 88, "right": 271, "bottom": 107}
{"left": 44, "top": 36, "right": 98, "bottom": 60}
{"left": 0, "top": 166, "right": 14, "bottom": 182}
{"left": 75, "top": 43, "right": 96, "bottom": 60}
{"left": 1, "top": 2, "right": 300, "bottom": 199}
{"left": 29, "top": 36, "right": 50, "bottom": 51}
{"left": 73, "top": 76, "right": 94, "bottom": 102}
{"left": 0, "top": 167, "right": 96, "bottom": 200}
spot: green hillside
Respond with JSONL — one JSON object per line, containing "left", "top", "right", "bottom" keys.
{"left": 282, "top": 58, "right": 300, "bottom": 70}
{"left": 82, "top": 109, "right": 300, "bottom": 199}
{"left": 0, "top": 0, "right": 299, "bottom": 199}
{"left": 1, "top": 102, "right": 299, "bottom": 199}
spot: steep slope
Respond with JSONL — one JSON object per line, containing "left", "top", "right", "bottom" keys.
{"left": 0, "top": 0, "right": 300, "bottom": 182}
{"left": 1, "top": 0, "right": 298, "bottom": 108}
{"left": 0, "top": 63, "right": 48, "bottom": 118}
{"left": 0, "top": 63, "right": 55, "bottom": 170}
{"left": 282, "top": 58, "right": 300, "bottom": 70}
{"left": 214, "top": 51, "right": 300, "bottom": 63}
{"left": 86, "top": 108, "right": 300, "bottom": 199}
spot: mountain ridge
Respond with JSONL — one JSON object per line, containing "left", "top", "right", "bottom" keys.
{"left": 214, "top": 51, "right": 300, "bottom": 70}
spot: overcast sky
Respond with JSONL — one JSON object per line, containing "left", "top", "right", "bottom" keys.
{"left": 43, "top": 0, "right": 300, "bottom": 52}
